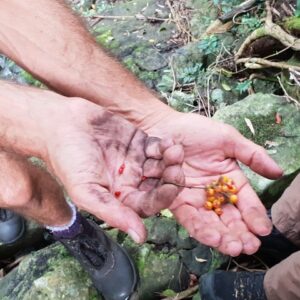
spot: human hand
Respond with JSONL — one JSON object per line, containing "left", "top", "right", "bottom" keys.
{"left": 147, "top": 112, "right": 283, "bottom": 256}
{"left": 36, "top": 98, "right": 184, "bottom": 243}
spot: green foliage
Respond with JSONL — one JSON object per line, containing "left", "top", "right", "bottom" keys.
{"left": 157, "top": 70, "right": 174, "bottom": 92}
{"left": 241, "top": 16, "right": 262, "bottom": 30}
{"left": 296, "top": 0, "right": 300, "bottom": 17}
{"left": 234, "top": 14, "right": 262, "bottom": 36}
{"left": 213, "top": 0, "right": 244, "bottom": 13}
{"left": 161, "top": 289, "right": 177, "bottom": 297}
{"left": 198, "top": 35, "right": 220, "bottom": 55}
{"left": 177, "top": 63, "right": 203, "bottom": 85}
{"left": 235, "top": 80, "right": 252, "bottom": 94}
{"left": 20, "top": 70, "right": 44, "bottom": 88}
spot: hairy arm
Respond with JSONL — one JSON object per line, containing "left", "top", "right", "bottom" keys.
{"left": 0, "top": 0, "right": 171, "bottom": 130}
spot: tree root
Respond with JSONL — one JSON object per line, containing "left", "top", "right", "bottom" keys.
{"left": 236, "top": 57, "right": 300, "bottom": 71}
{"left": 236, "top": 0, "right": 300, "bottom": 59}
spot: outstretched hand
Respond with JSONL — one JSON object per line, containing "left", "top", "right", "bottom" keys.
{"left": 148, "top": 112, "right": 283, "bottom": 256}
{"left": 40, "top": 99, "right": 184, "bottom": 243}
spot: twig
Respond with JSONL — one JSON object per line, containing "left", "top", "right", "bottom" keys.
{"left": 90, "top": 14, "right": 169, "bottom": 27}
{"left": 277, "top": 76, "right": 300, "bottom": 108}
{"left": 232, "top": 259, "right": 265, "bottom": 272}
{"left": 252, "top": 255, "right": 270, "bottom": 270}
{"left": 236, "top": 57, "right": 300, "bottom": 72}
{"left": 162, "top": 285, "right": 199, "bottom": 300}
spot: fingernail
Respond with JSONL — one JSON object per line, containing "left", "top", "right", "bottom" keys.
{"left": 255, "top": 219, "right": 272, "bottom": 236}
{"left": 128, "top": 229, "right": 142, "bottom": 243}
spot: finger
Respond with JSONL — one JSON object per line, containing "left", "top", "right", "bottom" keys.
{"left": 172, "top": 204, "right": 223, "bottom": 248}
{"left": 144, "top": 137, "right": 164, "bottom": 159}
{"left": 162, "top": 165, "right": 185, "bottom": 186}
{"left": 139, "top": 178, "right": 159, "bottom": 191}
{"left": 163, "top": 144, "right": 184, "bottom": 166}
{"left": 221, "top": 206, "right": 261, "bottom": 255}
{"left": 218, "top": 233, "right": 243, "bottom": 257}
{"left": 237, "top": 182, "right": 272, "bottom": 236}
{"left": 71, "top": 184, "right": 147, "bottom": 243}
{"left": 143, "top": 159, "right": 165, "bottom": 178}
{"left": 240, "top": 231, "right": 261, "bottom": 255}
{"left": 159, "top": 138, "right": 175, "bottom": 153}
{"left": 123, "top": 184, "right": 179, "bottom": 217}
{"left": 221, "top": 169, "right": 272, "bottom": 237}
{"left": 226, "top": 128, "right": 283, "bottom": 179}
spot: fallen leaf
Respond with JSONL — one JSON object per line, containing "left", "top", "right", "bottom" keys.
{"left": 195, "top": 256, "right": 207, "bottom": 263}
{"left": 221, "top": 82, "right": 231, "bottom": 91}
{"left": 244, "top": 118, "right": 255, "bottom": 135}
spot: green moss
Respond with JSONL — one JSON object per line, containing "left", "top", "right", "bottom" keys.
{"left": 283, "top": 16, "right": 300, "bottom": 32}
{"left": 122, "top": 57, "right": 140, "bottom": 75}
{"left": 135, "top": 245, "right": 152, "bottom": 274}
{"left": 255, "top": 27, "right": 267, "bottom": 38}
{"left": 208, "top": 249, "right": 227, "bottom": 272}
{"left": 234, "top": 114, "right": 283, "bottom": 146}
{"left": 95, "top": 30, "right": 119, "bottom": 49}
{"left": 20, "top": 70, "right": 44, "bottom": 88}
{"left": 139, "top": 70, "right": 159, "bottom": 81}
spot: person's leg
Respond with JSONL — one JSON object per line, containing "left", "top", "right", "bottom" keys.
{"left": 0, "top": 152, "right": 72, "bottom": 226}
{"left": 0, "top": 152, "right": 138, "bottom": 300}
{"left": 264, "top": 251, "right": 300, "bottom": 300}
{"left": 271, "top": 173, "right": 300, "bottom": 246}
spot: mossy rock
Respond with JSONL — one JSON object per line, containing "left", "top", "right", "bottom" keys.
{"left": 0, "top": 243, "right": 100, "bottom": 300}
{"left": 214, "top": 93, "right": 300, "bottom": 204}
{"left": 122, "top": 237, "right": 189, "bottom": 300}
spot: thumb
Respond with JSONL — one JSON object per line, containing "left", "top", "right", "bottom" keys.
{"left": 227, "top": 127, "right": 283, "bottom": 179}
{"left": 71, "top": 184, "right": 147, "bottom": 243}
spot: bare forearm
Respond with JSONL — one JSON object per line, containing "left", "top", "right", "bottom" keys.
{"left": 0, "top": 80, "right": 63, "bottom": 157}
{"left": 0, "top": 0, "right": 173, "bottom": 130}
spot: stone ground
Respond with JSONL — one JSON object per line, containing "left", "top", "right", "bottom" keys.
{"left": 0, "top": 0, "right": 300, "bottom": 299}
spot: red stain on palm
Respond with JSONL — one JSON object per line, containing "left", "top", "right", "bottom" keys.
{"left": 114, "top": 191, "right": 121, "bottom": 198}
{"left": 141, "top": 176, "right": 147, "bottom": 181}
{"left": 118, "top": 163, "right": 125, "bottom": 174}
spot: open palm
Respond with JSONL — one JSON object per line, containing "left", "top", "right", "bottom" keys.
{"left": 149, "top": 112, "right": 282, "bottom": 256}
{"left": 42, "top": 99, "right": 185, "bottom": 243}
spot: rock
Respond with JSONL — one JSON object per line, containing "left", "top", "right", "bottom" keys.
{"left": 214, "top": 93, "right": 300, "bottom": 204}
{"left": 0, "top": 218, "right": 229, "bottom": 300}
{"left": 122, "top": 237, "right": 189, "bottom": 300}
{"left": 144, "top": 216, "right": 178, "bottom": 246}
{"left": 186, "top": 0, "right": 219, "bottom": 39}
{"left": 133, "top": 47, "right": 168, "bottom": 71}
{"left": 179, "top": 243, "right": 228, "bottom": 277}
{"left": 93, "top": 0, "right": 178, "bottom": 88}
{"left": 0, "top": 243, "right": 100, "bottom": 300}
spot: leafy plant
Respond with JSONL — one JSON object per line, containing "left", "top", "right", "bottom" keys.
{"left": 241, "top": 16, "right": 262, "bottom": 30}
{"left": 296, "top": 0, "right": 300, "bottom": 17}
{"left": 198, "top": 35, "right": 220, "bottom": 55}
{"left": 177, "top": 63, "right": 203, "bottom": 85}
{"left": 235, "top": 80, "right": 252, "bottom": 94}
